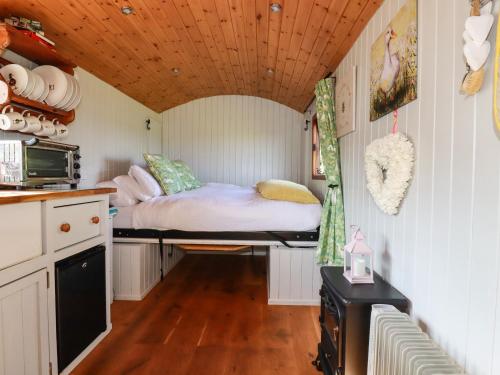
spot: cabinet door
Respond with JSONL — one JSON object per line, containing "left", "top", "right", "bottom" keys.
{"left": 0, "top": 269, "right": 50, "bottom": 375}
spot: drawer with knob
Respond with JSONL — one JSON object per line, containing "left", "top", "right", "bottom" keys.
{"left": 46, "top": 201, "right": 102, "bottom": 251}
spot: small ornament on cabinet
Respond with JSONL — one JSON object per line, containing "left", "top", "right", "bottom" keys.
{"left": 343, "top": 226, "right": 374, "bottom": 284}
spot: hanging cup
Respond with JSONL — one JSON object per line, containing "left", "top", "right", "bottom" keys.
{"left": 34, "top": 115, "right": 56, "bottom": 137}
{"left": 0, "top": 105, "right": 25, "bottom": 131}
{"left": 20, "top": 110, "right": 42, "bottom": 133}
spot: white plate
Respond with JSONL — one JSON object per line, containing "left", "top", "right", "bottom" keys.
{"left": 28, "top": 72, "right": 46, "bottom": 101}
{"left": 55, "top": 72, "right": 74, "bottom": 109}
{"left": 0, "top": 64, "right": 29, "bottom": 95}
{"left": 66, "top": 76, "right": 81, "bottom": 110}
{"left": 61, "top": 75, "right": 78, "bottom": 110}
{"left": 63, "top": 75, "right": 80, "bottom": 110}
{"left": 37, "top": 76, "right": 50, "bottom": 102}
{"left": 32, "top": 65, "right": 68, "bottom": 106}
{"left": 21, "top": 70, "right": 36, "bottom": 98}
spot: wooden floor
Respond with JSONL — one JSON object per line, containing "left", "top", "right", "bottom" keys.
{"left": 73, "top": 254, "right": 320, "bottom": 375}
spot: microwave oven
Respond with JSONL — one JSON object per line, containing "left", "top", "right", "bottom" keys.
{"left": 0, "top": 138, "right": 81, "bottom": 188}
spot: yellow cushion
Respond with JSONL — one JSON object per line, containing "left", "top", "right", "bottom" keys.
{"left": 256, "top": 179, "right": 320, "bottom": 204}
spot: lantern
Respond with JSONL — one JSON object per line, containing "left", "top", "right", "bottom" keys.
{"left": 343, "top": 226, "right": 374, "bottom": 284}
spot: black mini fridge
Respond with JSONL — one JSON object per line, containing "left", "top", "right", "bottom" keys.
{"left": 55, "top": 245, "right": 107, "bottom": 372}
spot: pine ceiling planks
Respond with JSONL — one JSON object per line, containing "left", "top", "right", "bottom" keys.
{"left": 0, "top": 0, "right": 382, "bottom": 112}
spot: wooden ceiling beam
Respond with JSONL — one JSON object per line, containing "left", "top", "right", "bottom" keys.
{"left": 291, "top": 0, "right": 349, "bottom": 107}
{"left": 276, "top": 0, "right": 316, "bottom": 104}
{"left": 255, "top": 0, "right": 270, "bottom": 96}
{"left": 284, "top": 0, "right": 331, "bottom": 106}
{"left": 214, "top": 0, "right": 249, "bottom": 93}
{"left": 242, "top": 0, "right": 259, "bottom": 96}
{"left": 271, "top": 0, "right": 299, "bottom": 101}
{"left": 228, "top": 0, "right": 255, "bottom": 94}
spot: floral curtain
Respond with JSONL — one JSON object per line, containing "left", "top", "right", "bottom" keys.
{"left": 315, "top": 78, "right": 346, "bottom": 265}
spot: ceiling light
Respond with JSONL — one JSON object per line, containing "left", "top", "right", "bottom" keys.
{"left": 266, "top": 68, "right": 274, "bottom": 76}
{"left": 171, "top": 67, "right": 180, "bottom": 76}
{"left": 270, "top": 3, "right": 282, "bottom": 13}
{"left": 121, "top": 6, "right": 134, "bottom": 15}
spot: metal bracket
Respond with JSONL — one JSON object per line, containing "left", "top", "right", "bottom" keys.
{"left": 158, "top": 234, "right": 164, "bottom": 280}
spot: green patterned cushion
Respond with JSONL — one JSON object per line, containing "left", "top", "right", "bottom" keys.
{"left": 143, "top": 154, "right": 184, "bottom": 195}
{"left": 172, "top": 160, "right": 202, "bottom": 190}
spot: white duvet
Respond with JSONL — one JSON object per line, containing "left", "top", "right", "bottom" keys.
{"left": 128, "top": 183, "right": 322, "bottom": 232}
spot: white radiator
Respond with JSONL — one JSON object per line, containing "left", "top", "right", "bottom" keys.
{"left": 367, "top": 305, "right": 465, "bottom": 375}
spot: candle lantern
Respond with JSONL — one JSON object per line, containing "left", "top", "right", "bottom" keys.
{"left": 343, "top": 226, "right": 374, "bottom": 284}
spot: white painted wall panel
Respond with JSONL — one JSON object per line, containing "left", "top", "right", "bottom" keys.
{"left": 301, "top": 0, "right": 500, "bottom": 373}
{"left": 162, "top": 95, "right": 303, "bottom": 186}
{"left": 0, "top": 50, "right": 162, "bottom": 186}
{"left": 267, "top": 246, "right": 321, "bottom": 305}
{"left": 113, "top": 243, "right": 184, "bottom": 301}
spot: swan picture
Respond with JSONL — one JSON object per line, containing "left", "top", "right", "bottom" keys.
{"left": 370, "top": 0, "right": 417, "bottom": 121}
{"left": 379, "top": 27, "right": 400, "bottom": 96}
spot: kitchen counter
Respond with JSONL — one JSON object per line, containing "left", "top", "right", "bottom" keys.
{"left": 0, "top": 187, "right": 116, "bottom": 205}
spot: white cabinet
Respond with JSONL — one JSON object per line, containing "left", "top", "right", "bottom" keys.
{"left": 0, "top": 269, "right": 50, "bottom": 375}
{"left": 0, "top": 192, "right": 111, "bottom": 375}
{"left": 0, "top": 202, "right": 42, "bottom": 270}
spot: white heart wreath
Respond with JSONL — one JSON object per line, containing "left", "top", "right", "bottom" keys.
{"left": 365, "top": 133, "right": 414, "bottom": 215}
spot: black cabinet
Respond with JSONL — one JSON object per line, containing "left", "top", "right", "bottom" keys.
{"left": 55, "top": 245, "right": 107, "bottom": 372}
{"left": 314, "top": 267, "right": 408, "bottom": 375}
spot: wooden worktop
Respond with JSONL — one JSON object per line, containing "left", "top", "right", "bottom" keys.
{"left": 0, "top": 187, "right": 116, "bottom": 205}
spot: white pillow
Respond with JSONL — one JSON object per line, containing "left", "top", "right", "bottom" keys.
{"left": 113, "top": 175, "right": 153, "bottom": 202}
{"left": 96, "top": 181, "right": 138, "bottom": 207}
{"left": 128, "top": 165, "right": 163, "bottom": 197}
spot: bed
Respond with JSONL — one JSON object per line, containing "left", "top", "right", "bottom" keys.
{"left": 113, "top": 183, "right": 321, "bottom": 252}
{"left": 114, "top": 183, "right": 321, "bottom": 232}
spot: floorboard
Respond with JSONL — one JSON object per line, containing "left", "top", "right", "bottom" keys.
{"left": 72, "top": 254, "right": 320, "bottom": 375}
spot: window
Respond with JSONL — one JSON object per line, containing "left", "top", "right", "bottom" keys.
{"left": 312, "top": 114, "right": 325, "bottom": 180}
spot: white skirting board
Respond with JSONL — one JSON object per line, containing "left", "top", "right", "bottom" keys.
{"left": 112, "top": 243, "right": 184, "bottom": 301}
{"left": 267, "top": 245, "right": 322, "bottom": 306}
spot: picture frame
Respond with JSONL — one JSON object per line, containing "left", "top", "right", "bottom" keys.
{"left": 335, "top": 65, "right": 357, "bottom": 138}
{"left": 370, "top": 0, "right": 418, "bottom": 122}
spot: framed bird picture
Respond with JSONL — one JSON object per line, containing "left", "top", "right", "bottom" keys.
{"left": 370, "top": 0, "right": 417, "bottom": 122}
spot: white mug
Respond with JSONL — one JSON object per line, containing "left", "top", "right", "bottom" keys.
{"left": 34, "top": 116, "right": 56, "bottom": 137}
{"left": 20, "top": 110, "right": 42, "bottom": 133}
{"left": 0, "top": 105, "right": 25, "bottom": 131}
{"left": 50, "top": 123, "right": 69, "bottom": 140}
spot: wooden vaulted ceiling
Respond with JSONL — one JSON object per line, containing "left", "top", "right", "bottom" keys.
{"left": 0, "top": 0, "right": 382, "bottom": 113}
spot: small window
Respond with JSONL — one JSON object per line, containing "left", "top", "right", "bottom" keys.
{"left": 312, "top": 114, "right": 325, "bottom": 180}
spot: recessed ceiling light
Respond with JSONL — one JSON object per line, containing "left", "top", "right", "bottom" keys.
{"left": 266, "top": 68, "right": 274, "bottom": 75}
{"left": 270, "top": 3, "right": 282, "bottom": 13}
{"left": 121, "top": 6, "right": 134, "bottom": 15}
{"left": 171, "top": 67, "right": 181, "bottom": 76}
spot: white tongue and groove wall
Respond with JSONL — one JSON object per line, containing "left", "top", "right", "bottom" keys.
{"left": 161, "top": 95, "right": 304, "bottom": 186}
{"left": 301, "top": 0, "right": 500, "bottom": 374}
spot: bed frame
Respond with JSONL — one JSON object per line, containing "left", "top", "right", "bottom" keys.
{"left": 113, "top": 228, "right": 320, "bottom": 279}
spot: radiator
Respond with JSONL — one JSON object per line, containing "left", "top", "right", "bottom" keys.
{"left": 367, "top": 305, "right": 465, "bottom": 375}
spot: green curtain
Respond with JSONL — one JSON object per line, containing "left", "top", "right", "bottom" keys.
{"left": 315, "top": 78, "right": 346, "bottom": 265}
